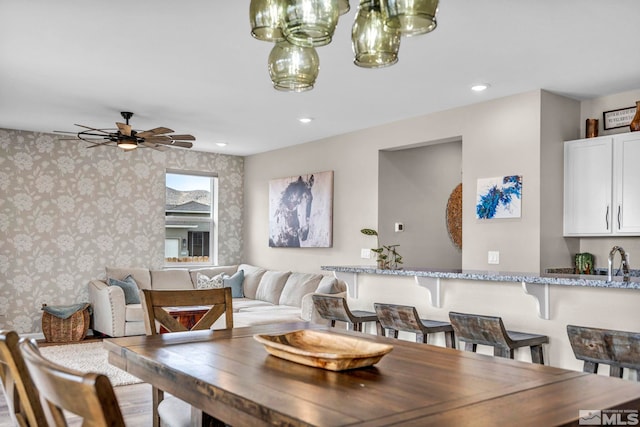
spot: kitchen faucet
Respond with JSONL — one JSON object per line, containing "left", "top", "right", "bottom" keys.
{"left": 608, "top": 246, "right": 630, "bottom": 281}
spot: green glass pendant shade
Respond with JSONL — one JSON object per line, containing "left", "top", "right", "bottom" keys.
{"left": 383, "top": 0, "right": 438, "bottom": 37}
{"left": 339, "top": 0, "right": 351, "bottom": 14}
{"left": 352, "top": 0, "right": 400, "bottom": 68}
{"left": 250, "top": 0, "right": 286, "bottom": 42}
{"left": 268, "top": 41, "right": 320, "bottom": 92}
{"left": 283, "top": 0, "right": 340, "bottom": 47}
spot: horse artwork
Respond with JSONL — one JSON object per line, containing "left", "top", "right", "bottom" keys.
{"left": 269, "top": 171, "right": 333, "bottom": 248}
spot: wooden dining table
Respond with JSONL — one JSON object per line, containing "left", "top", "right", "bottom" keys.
{"left": 104, "top": 322, "right": 640, "bottom": 426}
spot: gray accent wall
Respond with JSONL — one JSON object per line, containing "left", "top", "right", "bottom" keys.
{"left": 378, "top": 141, "right": 462, "bottom": 269}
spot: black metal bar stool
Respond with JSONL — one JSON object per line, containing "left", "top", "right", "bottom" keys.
{"left": 374, "top": 303, "right": 456, "bottom": 348}
{"left": 449, "top": 311, "right": 548, "bottom": 364}
{"left": 312, "top": 294, "right": 382, "bottom": 335}
{"left": 567, "top": 324, "right": 640, "bottom": 380}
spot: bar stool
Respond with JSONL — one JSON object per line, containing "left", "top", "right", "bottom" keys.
{"left": 374, "top": 303, "right": 456, "bottom": 348}
{"left": 448, "top": 311, "right": 548, "bottom": 364}
{"left": 312, "top": 294, "right": 382, "bottom": 335}
{"left": 567, "top": 324, "right": 640, "bottom": 380}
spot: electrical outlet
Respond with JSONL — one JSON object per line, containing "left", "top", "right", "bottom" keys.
{"left": 361, "top": 248, "right": 372, "bottom": 259}
{"left": 488, "top": 251, "right": 500, "bottom": 265}
{"left": 395, "top": 222, "right": 404, "bottom": 232}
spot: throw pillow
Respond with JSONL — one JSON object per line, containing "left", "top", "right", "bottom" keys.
{"left": 316, "top": 276, "right": 340, "bottom": 294}
{"left": 196, "top": 272, "right": 225, "bottom": 289}
{"left": 107, "top": 275, "right": 140, "bottom": 305}
{"left": 223, "top": 269, "right": 245, "bottom": 298}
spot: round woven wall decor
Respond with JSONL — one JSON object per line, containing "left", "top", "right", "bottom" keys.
{"left": 446, "top": 183, "right": 462, "bottom": 249}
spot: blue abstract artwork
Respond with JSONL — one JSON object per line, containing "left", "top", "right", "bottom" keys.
{"left": 476, "top": 175, "right": 522, "bottom": 219}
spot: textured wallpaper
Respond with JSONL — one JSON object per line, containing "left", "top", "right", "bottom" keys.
{"left": 0, "top": 128, "right": 243, "bottom": 333}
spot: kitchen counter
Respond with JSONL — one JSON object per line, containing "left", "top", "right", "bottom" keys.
{"left": 321, "top": 265, "right": 640, "bottom": 320}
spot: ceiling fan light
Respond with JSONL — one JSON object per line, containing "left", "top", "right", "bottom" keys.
{"left": 282, "top": 0, "right": 340, "bottom": 47}
{"left": 268, "top": 41, "right": 320, "bottom": 92}
{"left": 250, "top": 0, "right": 286, "bottom": 42}
{"left": 383, "top": 0, "right": 438, "bottom": 37}
{"left": 117, "top": 140, "right": 138, "bottom": 150}
{"left": 352, "top": 0, "right": 400, "bottom": 68}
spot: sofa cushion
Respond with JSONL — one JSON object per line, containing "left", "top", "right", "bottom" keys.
{"left": 255, "top": 271, "right": 291, "bottom": 304}
{"left": 106, "top": 267, "right": 151, "bottom": 290}
{"left": 233, "top": 306, "right": 303, "bottom": 328}
{"left": 151, "top": 270, "right": 194, "bottom": 290}
{"left": 316, "top": 276, "right": 340, "bottom": 294}
{"left": 232, "top": 298, "right": 274, "bottom": 313}
{"left": 107, "top": 275, "right": 140, "bottom": 304}
{"left": 238, "top": 264, "right": 267, "bottom": 299}
{"left": 196, "top": 272, "right": 225, "bottom": 289}
{"left": 279, "top": 273, "right": 323, "bottom": 307}
{"left": 124, "top": 304, "right": 144, "bottom": 322}
{"left": 189, "top": 266, "right": 239, "bottom": 287}
{"left": 223, "top": 270, "right": 245, "bottom": 298}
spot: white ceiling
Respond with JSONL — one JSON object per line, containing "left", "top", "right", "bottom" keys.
{"left": 1, "top": 1, "right": 639, "bottom": 156}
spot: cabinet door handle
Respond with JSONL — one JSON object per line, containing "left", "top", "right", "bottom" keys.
{"left": 618, "top": 205, "right": 622, "bottom": 230}
{"left": 606, "top": 206, "right": 610, "bottom": 230}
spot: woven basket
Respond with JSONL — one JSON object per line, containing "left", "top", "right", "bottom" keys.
{"left": 42, "top": 307, "right": 90, "bottom": 343}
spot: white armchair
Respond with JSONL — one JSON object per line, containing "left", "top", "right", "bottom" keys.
{"left": 88, "top": 279, "right": 146, "bottom": 337}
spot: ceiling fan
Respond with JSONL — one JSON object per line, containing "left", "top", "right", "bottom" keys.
{"left": 55, "top": 112, "right": 195, "bottom": 151}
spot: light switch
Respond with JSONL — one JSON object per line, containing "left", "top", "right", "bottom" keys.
{"left": 361, "top": 248, "right": 372, "bottom": 259}
{"left": 488, "top": 251, "right": 500, "bottom": 265}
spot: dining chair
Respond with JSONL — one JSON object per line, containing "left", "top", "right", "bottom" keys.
{"left": 374, "top": 303, "right": 456, "bottom": 348}
{"left": 449, "top": 311, "right": 548, "bottom": 364}
{"left": 312, "top": 294, "right": 383, "bottom": 335}
{"left": 140, "top": 287, "right": 234, "bottom": 427}
{"left": 19, "top": 338, "right": 124, "bottom": 427}
{"left": 567, "top": 324, "right": 640, "bottom": 380}
{"left": 0, "top": 330, "right": 48, "bottom": 427}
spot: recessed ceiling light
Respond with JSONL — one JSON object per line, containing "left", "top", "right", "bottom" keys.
{"left": 298, "top": 117, "right": 313, "bottom": 124}
{"left": 471, "top": 83, "right": 490, "bottom": 92}
{"left": 215, "top": 142, "right": 227, "bottom": 147}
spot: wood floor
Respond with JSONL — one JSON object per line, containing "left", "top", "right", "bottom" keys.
{"left": 0, "top": 382, "right": 153, "bottom": 426}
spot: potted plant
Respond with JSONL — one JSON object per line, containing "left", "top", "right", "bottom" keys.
{"left": 360, "top": 229, "right": 403, "bottom": 270}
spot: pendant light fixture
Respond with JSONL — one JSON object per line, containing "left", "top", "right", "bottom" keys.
{"left": 382, "top": 0, "right": 439, "bottom": 36}
{"left": 282, "top": 0, "right": 340, "bottom": 47}
{"left": 250, "top": 0, "right": 286, "bottom": 42}
{"left": 268, "top": 41, "right": 320, "bottom": 92}
{"left": 352, "top": 0, "right": 401, "bottom": 68}
{"left": 249, "top": 0, "right": 439, "bottom": 91}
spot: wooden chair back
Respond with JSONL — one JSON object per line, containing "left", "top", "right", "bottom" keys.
{"left": 567, "top": 324, "right": 640, "bottom": 379}
{"left": 19, "top": 338, "right": 124, "bottom": 427}
{"left": 374, "top": 303, "right": 425, "bottom": 334}
{"left": 312, "top": 294, "right": 355, "bottom": 325}
{"left": 0, "top": 330, "right": 48, "bottom": 427}
{"left": 140, "top": 287, "right": 233, "bottom": 335}
{"left": 449, "top": 311, "right": 512, "bottom": 349}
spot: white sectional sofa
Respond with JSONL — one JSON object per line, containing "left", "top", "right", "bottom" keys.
{"left": 88, "top": 264, "right": 346, "bottom": 337}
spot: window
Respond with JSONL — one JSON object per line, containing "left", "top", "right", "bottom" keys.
{"left": 165, "top": 171, "right": 218, "bottom": 265}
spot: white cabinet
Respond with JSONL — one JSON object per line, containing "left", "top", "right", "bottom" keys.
{"left": 564, "top": 133, "right": 640, "bottom": 236}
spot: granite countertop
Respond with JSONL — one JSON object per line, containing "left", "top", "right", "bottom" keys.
{"left": 321, "top": 265, "right": 640, "bottom": 289}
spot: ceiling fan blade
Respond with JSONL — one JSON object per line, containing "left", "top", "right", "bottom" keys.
{"left": 144, "top": 136, "right": 172, "bottom": 143}
{"left": 151, "top": 140, "right": 193, "bottom": 148}
{"left": 116, "top": 122, "right": 132, "bottom": 136}
{"left": 136, "top": 127, "right": 174, "bottom": 138}
{"left": 168, "top": 134, "right": 196, "bottom": 141}
{"left": 85, "top": 141, "right": 114, "bottom": 148}
{"left": 143, "top": 141, "right": 169, "bottom": 151}
{"left": 73, "top": 124, "right": 111, "bottom": 134}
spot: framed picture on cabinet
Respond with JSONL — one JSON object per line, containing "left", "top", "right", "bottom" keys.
{"left": 603, "top": 106, "right": 635, "bottom": 130}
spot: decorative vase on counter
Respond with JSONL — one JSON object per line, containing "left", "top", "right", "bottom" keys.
{"left": 575, "top": 252, "right": 594, "bottom": 275}
{"left": 630, "top": 100, "right": 640, "bottom": 132}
